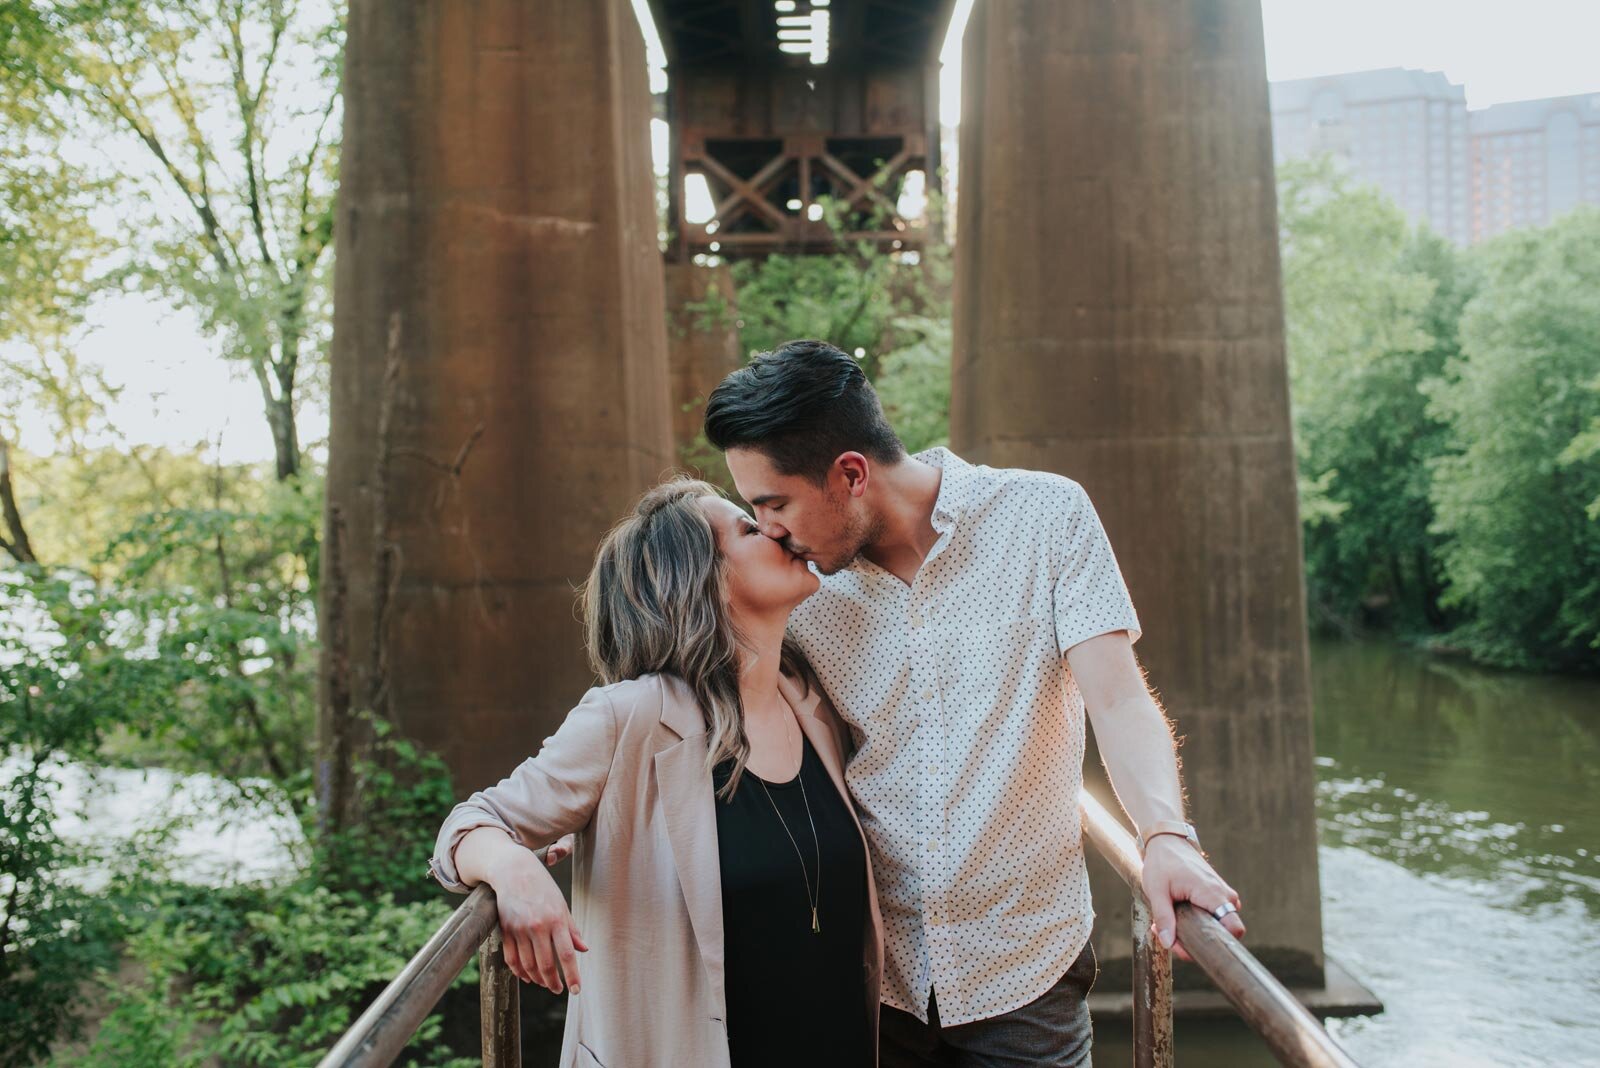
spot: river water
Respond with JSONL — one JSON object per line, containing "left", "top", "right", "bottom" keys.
{"left": 1097, "top": 638, "right": 1600, "bottom": 1067}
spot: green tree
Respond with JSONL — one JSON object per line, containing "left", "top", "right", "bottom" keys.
{"left": 1423, "top": 207, "right": 1600, "bottom": 670}
{"left": 728, "top": 196, "right": 952, "bottom": 384}
{"left": 1561, "top": 369, "right": 1600, "bottom": 520}
{"left": 1277, "top": 156, "right": 1446, "bottom": 632}
{"left": 681, "top": 195, "right": 956, "bottom": 465}
{"left": 9, "top": 0, "right": 343, "bottom": 483}
{"left": 0, "top": 29, "right": 115, "bottom": 564}
{"left": 874, "top": 313, "right": 952, "bottom": 454}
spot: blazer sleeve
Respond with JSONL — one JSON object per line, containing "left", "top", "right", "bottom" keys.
{"left": 427, "top": 685, "right": 619, "bottom": 894}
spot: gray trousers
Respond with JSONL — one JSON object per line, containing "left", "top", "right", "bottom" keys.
{"left": 878, "top": 940, "right": 1098, "bottom": 1068}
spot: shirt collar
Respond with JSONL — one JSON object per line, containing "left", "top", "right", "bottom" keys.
{"left": 839, "top": 446, "right": 976, "bottom": 580}
{"left": 915, "top": 446, "right": 976, "bottom": 533}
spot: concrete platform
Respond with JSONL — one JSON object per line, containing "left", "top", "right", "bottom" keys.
{"left": 1087, "top": 956, "right": 1383, "bottom": 1021}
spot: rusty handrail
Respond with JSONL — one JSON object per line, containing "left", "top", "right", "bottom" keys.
{"left": 315, "top": 883, "right": 520, "bottom": 1068}
{"left": 1079, "top": 792, "right": 1361, "bottom": 1068}
{"left": 323, "top": 803, "right": 1361, "bottom": 1068}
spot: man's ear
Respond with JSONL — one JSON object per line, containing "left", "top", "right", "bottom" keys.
{"left": 835, "top": 452, "right": 871, "bottom": 498}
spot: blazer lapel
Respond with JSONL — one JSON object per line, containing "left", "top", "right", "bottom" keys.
{"left": 781, "top": 670, "right": 851, "bottom": 829}
{"left": 653, "top": 681, "right": 726, "bottom": 1021}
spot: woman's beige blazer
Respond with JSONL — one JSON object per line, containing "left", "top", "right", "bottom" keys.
{"left": 429, "top": 670, "right": 885, "bottom": 1068}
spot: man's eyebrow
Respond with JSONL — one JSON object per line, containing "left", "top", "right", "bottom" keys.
{"left": 748, "top": 494, "right": 783, "bottom": 507}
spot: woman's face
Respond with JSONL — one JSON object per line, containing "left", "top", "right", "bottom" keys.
{"left": 698, "top": 496, "right": 820, "bottom": 618}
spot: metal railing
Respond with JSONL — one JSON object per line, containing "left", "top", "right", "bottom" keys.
{"left": 1079, "top": 792, "right": 1361, "bottom": 1068}
{"left": 319, "top": 796, "right": 1362, "bottom": 1068}
{"left": 316, "top": 884, "right": 518, "bottom": 1068}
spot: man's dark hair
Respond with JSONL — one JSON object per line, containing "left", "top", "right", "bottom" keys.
{"left": 704, "top": 339, "right": 905, "bottom": 484}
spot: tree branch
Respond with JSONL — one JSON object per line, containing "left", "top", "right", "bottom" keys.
{"left": 291, "top": 88, "right": 339, "bottom": 277}
{"left": 87, "top": 68, "right": 237, "bottom": 278}
{"left": 225, "top": 0, "right": 282, "bottom": 274}
{"left": 0, "top": 438, "right": 39, "bottom": 564}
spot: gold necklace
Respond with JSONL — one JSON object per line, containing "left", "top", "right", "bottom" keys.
{"left": 755, "top": 715, "right": 823, "bottom": 934}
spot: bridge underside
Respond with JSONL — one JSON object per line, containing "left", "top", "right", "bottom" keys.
{"left": 652, "top": 0, "right": 951, "bottom": 257}
{"left": 329, "top": 0, "right": 1338, "bottom": 1000}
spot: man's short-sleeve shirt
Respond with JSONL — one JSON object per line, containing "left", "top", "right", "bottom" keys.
{"left": 786, "top": 446, "right": 1142, "bottom": 1025}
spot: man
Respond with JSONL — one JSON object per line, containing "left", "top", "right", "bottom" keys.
{"left": 703, "top": 339, "right": 1245, "bottom": 1067}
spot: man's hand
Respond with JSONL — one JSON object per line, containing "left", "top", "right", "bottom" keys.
{"left": 542, "top": 833, "right": 575, "bottom": 866}
{"left": 1140, "top": 836, "right": 1244, "bottom": 961}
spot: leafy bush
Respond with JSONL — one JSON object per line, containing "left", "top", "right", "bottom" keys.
{"left": 293, "top": 708, "right": 462, "bottom": 905}
{"left": 2, "top": 563, "right": 205, "bottom": 1066}
{"left": 4, "top": 484, "right": 479, "bottom": 1065}
{"left": 61, "top": 880, "right": 478, "bottom": 1068}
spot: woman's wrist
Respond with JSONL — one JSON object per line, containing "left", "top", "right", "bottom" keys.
{"left": 485, "top": 845, "right": 549, "bottom": 889}
{"left": 457, "top": 825, "right": 525, "bottom": 887}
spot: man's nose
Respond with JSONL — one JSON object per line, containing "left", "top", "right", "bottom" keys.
{"left": 758, "top": 514, "right": 788, "bottom": 540}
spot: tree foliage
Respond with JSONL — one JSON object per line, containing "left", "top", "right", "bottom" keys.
{"left": 1278, "top": 156, "right": 1446, "bottom": 631}
{"left": 4, "top": 0, "right": 344, "bottom": 482}
{"left": 1280, "top": 156, "right": 1600, "bottom": 670}
{"left": 1423, "top": 207, "right": 1600, "bottom": 669}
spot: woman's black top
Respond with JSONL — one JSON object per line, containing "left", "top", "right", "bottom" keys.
{"left": 711, "top": 732, "right": 873, "bottom": 1068}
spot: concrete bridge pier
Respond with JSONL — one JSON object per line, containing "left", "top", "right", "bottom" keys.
{"left": 664, "top": 261, "right": 743, "bottom": 484}
{"left": 323, "top": 0, "right": 673, "bottom": 804}
{"left": 951, "top": 0, "right": 1330, "bottom": 990}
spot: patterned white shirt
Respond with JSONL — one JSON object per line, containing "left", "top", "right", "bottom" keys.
{"left": 786, "top": 446, "right": 1142, "bottom": 1026}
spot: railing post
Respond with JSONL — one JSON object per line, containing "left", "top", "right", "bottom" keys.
{"left": 1131, "top": 895, "right": 1174, "bottom": 1068}
{"left": 478, "top": 926, "right": 520, "bottom": 1068}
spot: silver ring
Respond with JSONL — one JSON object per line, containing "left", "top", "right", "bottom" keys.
{"left": 1210, "top": 901, "right": 1239, "bottom": 921}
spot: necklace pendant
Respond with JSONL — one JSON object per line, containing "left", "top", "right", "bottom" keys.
{"left": 812, "top": 906, "right": 821, "bottom": 934}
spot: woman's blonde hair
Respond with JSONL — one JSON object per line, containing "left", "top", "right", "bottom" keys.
{"left": 581, "top": 477, "right": 810, "bottom": 799}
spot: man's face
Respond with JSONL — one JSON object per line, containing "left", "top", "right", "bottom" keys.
{"left": 725, "top": 447, "right": 875, "bottom": 575}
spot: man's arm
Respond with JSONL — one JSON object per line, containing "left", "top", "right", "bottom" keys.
{"left": 1066, "top": 629, "right": 1246, "bottom": 959}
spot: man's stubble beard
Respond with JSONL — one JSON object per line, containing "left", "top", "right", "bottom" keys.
{"left": 812, "top": 504, "right": 883, "bottom": 576}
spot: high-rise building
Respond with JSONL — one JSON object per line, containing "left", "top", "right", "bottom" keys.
{"left": 1469, "top": 92, "right": 1600, "bottom": 242}
{"left": 1270, "top": 68, "right": 1471, "bottom": 245}
{"left": 1270, "top": 68, "right": 1600, "bottom": 245}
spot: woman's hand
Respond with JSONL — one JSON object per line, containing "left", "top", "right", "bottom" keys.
{"left": 486, "top": 851, "right": 589, "bottom": 994}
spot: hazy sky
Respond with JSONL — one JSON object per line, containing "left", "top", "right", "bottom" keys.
{"left": 15, "top": 0, "right": 1600, "bottom": 465}
{"left": 1258, "top": 0, "right": 1600, "bottom": 109}
{"left": 940, "top": 0, "right": 1600, "bottom": 121}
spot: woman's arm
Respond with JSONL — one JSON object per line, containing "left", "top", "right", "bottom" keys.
{"left": 427, "top": 685, "right": 620, "bottom": 994}
{"left": 428, "top": 685, "right": 619, "bottom": 893}
{"left": 457, "top": 827, "right": 591, "bottom": 994}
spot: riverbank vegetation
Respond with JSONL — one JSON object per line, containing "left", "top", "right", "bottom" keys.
{"left": 1277, "top": 158, "right": 1600, "bottom": 671}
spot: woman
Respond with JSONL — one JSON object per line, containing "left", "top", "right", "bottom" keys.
{"left": 427, "top": 478, "right": 883, "bottom": 1068}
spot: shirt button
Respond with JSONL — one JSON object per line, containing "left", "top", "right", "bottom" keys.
{"left": 920, "top": 689, "right": 933, "bottom": 701}
{"left": 910, "top": 614, "right": 924, "bottom": 627}
{"left": 928, "top": 839, "right": 939, "bottom": 851}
